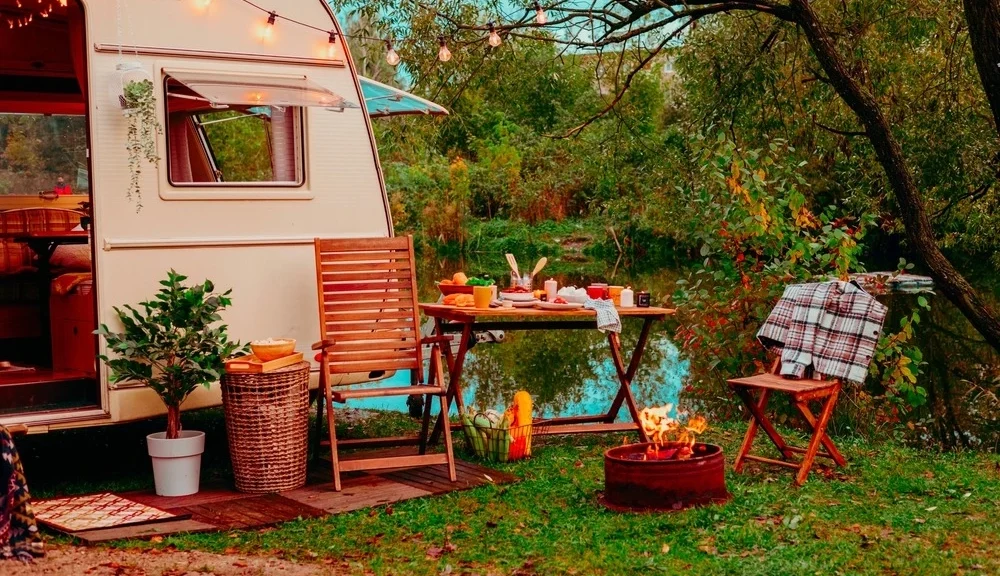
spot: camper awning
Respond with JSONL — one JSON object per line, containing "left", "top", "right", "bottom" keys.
{"left": 165, "top": 69, "right": 359, "bottom": 110}
{"left": 359, "top": 77, "right": 448, "bottom": 118}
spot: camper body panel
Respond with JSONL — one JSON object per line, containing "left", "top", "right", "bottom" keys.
{"left": 0, "top": 0, "right": 393, "bottom": 430}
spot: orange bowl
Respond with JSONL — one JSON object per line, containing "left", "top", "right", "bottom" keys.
{"left": 250, "top": 339, "right": 296, "bottom": 362}
{"left": 438, "top": 283, "right": 474, "bottom": 295}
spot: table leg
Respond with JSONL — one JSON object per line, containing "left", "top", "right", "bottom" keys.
{"left": 606, "top": 318, "right": 652, "bottom": 423}
{"left": 430, "top": 320, "right": 473, "bottom": 445}
{"left": 34, "top": 241, "right": 56, "bottom": 366}
{"left": 605, "top": 328, "right": 650, "bottom": 443}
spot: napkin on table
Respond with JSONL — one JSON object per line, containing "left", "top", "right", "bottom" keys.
{"left": 584, "top": 298, "right": 621, "bottom": 334}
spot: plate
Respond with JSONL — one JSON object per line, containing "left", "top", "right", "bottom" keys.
{"left": 535, "top": 301, "right": 585, "bottom": 311}
{"left": 500, "top": 291, "right": 536, "bottom": 302}
{"left": 511, "top": 300, "right": 539, "bottom": 308}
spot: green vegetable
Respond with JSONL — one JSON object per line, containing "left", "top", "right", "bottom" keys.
{"left": 466, "top": 277, "right": 496, "bottom": 287}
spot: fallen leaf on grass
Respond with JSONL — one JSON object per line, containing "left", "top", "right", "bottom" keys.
{"left": 925, "top": 506, "right": 937, "bottom": 512}
{"left": 661, "top": 543, "right": 670, "bottom": 554}
{"left": 149, "top": 536, "right": 163, "bottom": 544}
{"left": 914, "top": 518, "right": 926, "bottom": 524}
{"left": 233, "top": 561, "right": 248, "bottom": 568}
{"left": 574, "top": 460, "right": 584, "bottom": 468}
{"left": 224, "top": 547, "right": 238, "bottom": 555}
{"left": 426, "top": 547, "right": 445, "bottom": 560}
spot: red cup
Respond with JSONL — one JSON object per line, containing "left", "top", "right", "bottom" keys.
{"left": 587, "top": 285, "right": 607, "bottom": 300}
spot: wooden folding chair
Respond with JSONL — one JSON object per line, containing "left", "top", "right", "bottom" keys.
{"left": 312, "top": 236, "right": 456, "bottom": 491}
{"left": 728, "top": 360, "right": 846, "bottom": 486}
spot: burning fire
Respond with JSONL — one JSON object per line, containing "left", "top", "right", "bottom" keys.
{"left": 637, "top": 405, "right": 708, "bottom": 461}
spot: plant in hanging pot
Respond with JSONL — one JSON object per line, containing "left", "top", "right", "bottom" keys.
{"left": 98, "top": 270, "right": 244, "bottom": 497}
{"left": 117, "top": 62, "right": 162, "bottom": 212}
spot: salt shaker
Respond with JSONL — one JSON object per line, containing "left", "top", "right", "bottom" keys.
{"left": 521, "top": 273, "right": 532, "bottom": 290}
{"left": 620, "top": 286, "right": 635, "bottom": 308}
{"left": 544, "top": 279, "right": 558, "bottom": 302}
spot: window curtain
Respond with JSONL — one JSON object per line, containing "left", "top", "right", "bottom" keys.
{"left": 67, "top": 7, "right": 87, "bottom": 99}
{"left": 269, "top": 107, "right": 297, "bottom": 182}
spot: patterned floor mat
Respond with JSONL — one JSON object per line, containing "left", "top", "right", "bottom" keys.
{"left": 33, "top": 492, "right": 184, "bottom": 533}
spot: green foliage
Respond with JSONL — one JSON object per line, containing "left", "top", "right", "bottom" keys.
{"left": 199, "top": 110, "right": 274, "bottom": 182}
{"left": 123, "top": 79, "right": 162, "bottom": 211}
{"left": 0, "top": 114, "right": 89, "bottom": 195}
{"left": 97, "top": 270, "right": 244, "bottom": 438}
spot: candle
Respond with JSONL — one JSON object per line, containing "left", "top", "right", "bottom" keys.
{"left": 621, "top": 287, "right": 634, "bottom": 308}
{"left": 637, "top": 291, "right": 651, "bottom": 308}
{"left": 545, "top": 279, "right": 558, "bottom": 302}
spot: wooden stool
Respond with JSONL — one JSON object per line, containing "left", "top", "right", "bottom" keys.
{"left": 728, "top": 362, "right": 846, "bottom": 486}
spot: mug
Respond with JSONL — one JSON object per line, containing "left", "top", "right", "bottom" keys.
{"left": 473, "top": 286, "right": 493, "bottom": 309}
{"left": 608, "top": 286, "right": 624, "bottom": 306}
{"left": 586, "top": 285, "right": 607, "bottom": 300}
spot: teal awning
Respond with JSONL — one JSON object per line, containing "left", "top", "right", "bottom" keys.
{"left": 359, "top": 76, "right": 448, "bottom": 118}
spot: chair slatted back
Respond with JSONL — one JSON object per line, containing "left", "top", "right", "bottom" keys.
{"left": 314, "top": 236, "right": 423, "bottom": 381}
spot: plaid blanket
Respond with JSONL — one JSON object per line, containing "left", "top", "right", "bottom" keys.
{"left": 1, "top": 426, "right": 44, "bottom": 562}
{"left": 757, "top": 280, "right": 887, "bottom": 384}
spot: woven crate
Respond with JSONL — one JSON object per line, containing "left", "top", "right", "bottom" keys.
{"left": 221, "top": 361, "right": 310, "bottom": 494}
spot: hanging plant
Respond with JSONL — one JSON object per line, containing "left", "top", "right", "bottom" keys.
{"left": 121, "top": 76, "right": 162, "bottom": 212}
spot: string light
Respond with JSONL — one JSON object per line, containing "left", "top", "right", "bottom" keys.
{"left": 326, "top": 30, "right": 338, "bottom": 59}
{"left": 257, "top": 10, "right": 276, "bottom": 43}
{"left": 385, "top": 41, "right": 400, "bottom": 66}
{"left": 487, "top": 22, "right": 501, "bottom": 47}
{"left": 533, "top": 2, "right": 547, "bottom": 25}
{"left": 437, "top": 36, "right": 452, "bottom": 62}
{"left": 193, "top": 0, "right": 212, "bottom": 11}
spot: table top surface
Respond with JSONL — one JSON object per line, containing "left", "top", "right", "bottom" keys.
{"left": 14, "top": 231, "right": 90, "bottom": 242}
{"left": 419, "top": 303, "right": 675, "bottom": 321}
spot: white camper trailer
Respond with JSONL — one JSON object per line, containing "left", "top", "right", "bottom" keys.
{"left": 0, "top": 0, "right": 444, "bottom": 432}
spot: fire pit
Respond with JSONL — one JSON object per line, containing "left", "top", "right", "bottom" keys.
{"left": 601, "top": 407, "right": 729, "bottom": 512}
{"left": 602, "top": 441, "right": 730, "bottom": 512}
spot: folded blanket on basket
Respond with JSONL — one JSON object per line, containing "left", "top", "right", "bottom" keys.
{"left": 1, "top": 426, "right": 44, "bottom": 562}
{"left": 585, "top": 298, "right": 621, "bottom": 334}
{"left": 757, "top": 280, "right": 887, "bottom": 384}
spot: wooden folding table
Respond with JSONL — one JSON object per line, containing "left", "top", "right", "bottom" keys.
{"left": 419, "top": 304, "right": 675, "bottom": 443}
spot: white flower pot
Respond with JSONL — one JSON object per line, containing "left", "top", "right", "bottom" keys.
{"left": 146, "top": 430, "right": 206, "bottom": 497}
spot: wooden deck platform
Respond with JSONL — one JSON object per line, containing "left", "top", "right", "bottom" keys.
{"left": 56, "top": 455, "right": 515, "bottom": 544}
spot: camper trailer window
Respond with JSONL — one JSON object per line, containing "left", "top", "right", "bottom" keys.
{"left": 165, "top": 79, "right": 303, "bottom": 186}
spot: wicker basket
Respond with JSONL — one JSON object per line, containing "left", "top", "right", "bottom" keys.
{"left": 221, "top": 361, "right": 310, "bottom": 494}
{"left": 461, "top": 414, "right": 533, "bottom": 462}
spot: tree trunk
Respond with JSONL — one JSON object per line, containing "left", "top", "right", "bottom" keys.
{"left": 166, "top": 405, "right": 181, "bottom": 439}
{"left": 963, "top": 0, "right": 1000, "bottom": 133}
{"left": 789, "top": 0, "right": 1000, "bottom": 353}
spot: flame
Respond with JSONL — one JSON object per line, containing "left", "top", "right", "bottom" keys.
{"left": 637, "top": 406, "right": 708, "bottom": 460}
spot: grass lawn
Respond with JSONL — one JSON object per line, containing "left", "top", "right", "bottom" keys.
{"left": 17, "top": 410, "right": 1000, "bottom": 575}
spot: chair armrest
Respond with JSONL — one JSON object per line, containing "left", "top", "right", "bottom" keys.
{"left": 420, "top": 335, "right": 453, "bottom": 346}
{"left": 311, "top": 339, "right": 336, "bottom": 350}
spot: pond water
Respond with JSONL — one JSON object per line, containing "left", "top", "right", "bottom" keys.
{"left": 347, "top": 256, "right": 690, "bottom": 418}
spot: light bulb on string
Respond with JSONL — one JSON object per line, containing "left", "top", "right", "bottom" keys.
{"left": 193, "top": 0, "right": 212, "bottom": 12}
{"left": 257, "top": 11, "right": 276, "bottom": 43}
{"left": 385, "top": 41, "right": 400, "bottom": 66}
{"left": 437, "top": 36, "right": 451, "bottom": 62}
{"left": 326, "top": 31, "right": 338, "bottom": 59}
{"left": 488, "top": 22, "right": 502, "bottom": 47}
{"left": 59, "top": 0, "right": 67, "bottom": 6}
{"left": 534, "top": 2, "right": 547, "bottom": 25}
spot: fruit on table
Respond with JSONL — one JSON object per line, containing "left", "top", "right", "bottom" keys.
{"left": 439, "top": 279, "right": 454, "bottom": 285}
{"left": 552, "top": 297, "right": 568, "bottom": 304}
{"left": 452, "top": 272, "right": 469, "bottom": 286}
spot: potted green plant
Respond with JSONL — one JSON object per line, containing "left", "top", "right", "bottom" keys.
{"left": 98, "top": 270, "right": 244, "bottom": 496}
{"left": 118, "top": 62, "right": 162, "bottom": 212}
